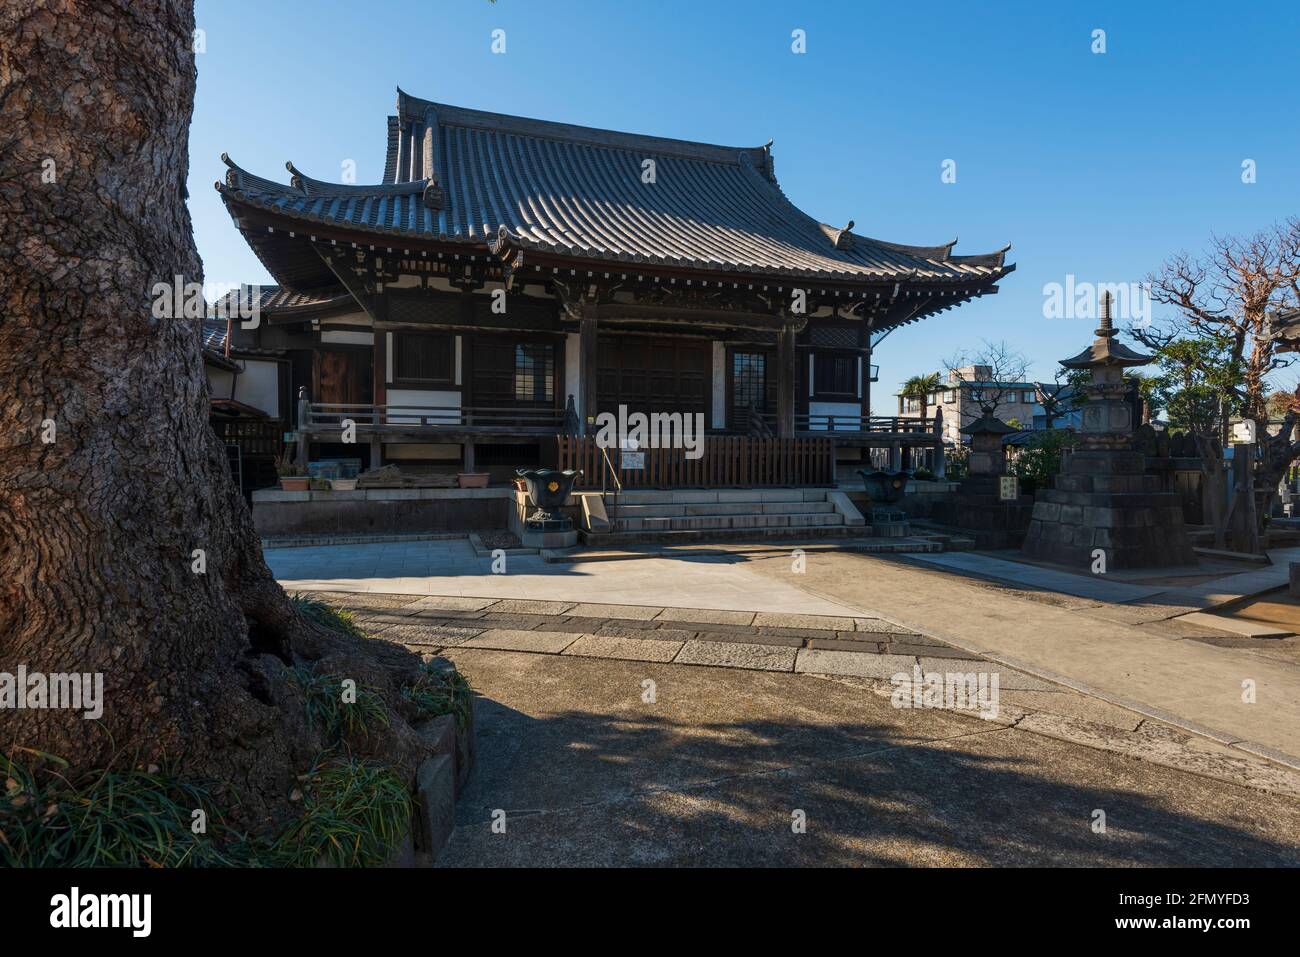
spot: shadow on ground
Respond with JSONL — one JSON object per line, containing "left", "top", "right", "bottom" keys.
{"left": 435, "top": 649, "right": 1300, "bottom": 867}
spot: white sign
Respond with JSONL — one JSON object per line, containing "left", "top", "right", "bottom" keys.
{"left": 622, "top": 452, "right": 645, "bottom": 470}
{"left": 1232, "top": 420, "right": 1256, "bottom": 444}
{"left": 999, "top": 476, "right": 1019, "bottom": 501}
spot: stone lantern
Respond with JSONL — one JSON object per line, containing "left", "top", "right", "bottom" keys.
{"left": 961, "top": 413, "right": 1016, "bottom": 484}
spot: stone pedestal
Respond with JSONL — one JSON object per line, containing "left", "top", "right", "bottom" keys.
{"left": 1022, "top": 450, "right": 1195, "bottom": 568}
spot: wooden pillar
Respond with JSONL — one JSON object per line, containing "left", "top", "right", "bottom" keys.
{"left": 777, "top": 323, "right": 796, "bottom": 438}
{"left": 580, "top": 303, "right": 599, "bottom": 433}
{"left": 861, "top": 344, "right": 872, "bottom": 428}
{"left": 463, "top": 441, "right": 476, "bottom": 472}
{"left": 296, "top": 386, "right": 310, "bottom": 468}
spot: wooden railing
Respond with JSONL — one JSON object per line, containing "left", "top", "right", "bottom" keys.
{"left": 304, "top": 403, "right": 565, "bottom": 433}
{"left": 557, "top": 435, "right": 835, "bottom": 489}
{"left": 794, "top": 413, "right": 938, "bottom": 436}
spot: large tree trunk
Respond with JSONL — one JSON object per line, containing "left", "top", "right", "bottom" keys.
{"left": 0, "top": 0, "right": 425, "bottom": 834}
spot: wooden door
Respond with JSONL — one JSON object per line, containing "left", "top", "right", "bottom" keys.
{"left": 315, "top": 349, "right": 372, "bottom": 406}
{"left": 597, "top": 336, "right": 708, "bottom": 418}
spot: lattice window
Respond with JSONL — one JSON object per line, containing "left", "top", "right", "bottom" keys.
{"left": 394, "top": 333, "right": 453, "bottom": 383}
{"left": 732, "top": 352, "right": 767, "bottom": 412}
{"left": 813, "top": 354, "right": 856, "bottom": 397}
{"left": 809, "top": 326, "right": 859, "bottom": 349}
{"left": 514, "top": 343, "right": 554, "bottom": 402}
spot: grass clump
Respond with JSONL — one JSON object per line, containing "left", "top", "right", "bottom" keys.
{"left": 0, "top": 749, "right": 255, "bottom": 868}
{"left": 291, "top": 666, "right": 389, "bottom": 742}
{"left": 270, "top": 757, "right": 412, "bottom": 867}
{"left": 290, "top": 593, "right": 365, "bottom": 638}
{"left": 403, "top": 663, "right": 473, "bottom": 730}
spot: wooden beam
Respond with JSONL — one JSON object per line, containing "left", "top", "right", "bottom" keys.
{"left": 597, "top": 303, "right": 784, "bottom": 328}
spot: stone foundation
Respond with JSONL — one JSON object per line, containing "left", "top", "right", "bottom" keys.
{"left": 1021, "top": 451, "right": 1195, "bottom": 569}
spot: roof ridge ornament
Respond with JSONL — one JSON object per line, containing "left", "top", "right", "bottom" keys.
{"left": 1096, "top": 290, "right": 1115, "bottom": 338}
{"left": 820, "top": 220, "right": 855, "bottom": 250}
{"left": 422, "top": 171, "right": 445, "bottom": 210}
{"left": 285, "top": 160, "right": 306, "bottom": 193}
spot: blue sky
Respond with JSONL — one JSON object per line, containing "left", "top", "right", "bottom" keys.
{"left": 189, "top": 0, "right": 1299, "bottom": 413}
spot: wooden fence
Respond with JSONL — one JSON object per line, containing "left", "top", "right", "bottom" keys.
{"left": 556, "top": 435, "right": 835, "bottom": 489}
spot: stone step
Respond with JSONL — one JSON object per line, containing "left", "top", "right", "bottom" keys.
{"left": 581, "top": 523, "right": 867, "bottom": 546}
{"left": 612, "top": 501, "right": 837, "bottom": 518}
{"left": 616, "top": 512, "right": 845, "bottom": 532}
{"left": 611, "top": 489, "right": 828, "bottom": 505}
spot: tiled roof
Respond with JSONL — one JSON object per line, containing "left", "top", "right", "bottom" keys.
{"left": 217, "top": 90, "right": 1012, "bottom": 285}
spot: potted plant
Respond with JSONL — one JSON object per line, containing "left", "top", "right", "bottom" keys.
{"left": 275, "top": 450, "right": 309, "bottom": 492}
{"left": 457, "top": 472, "right": 491, "bottom": 488}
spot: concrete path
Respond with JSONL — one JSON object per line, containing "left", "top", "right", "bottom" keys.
{"left": 266, "top": 539, "right": 861, "bottom": 615}
{"left": 749, "top": 551, "right": 1300, "bottom": 769}
{"left": 433, "top": 648, "right": 1300, "bottom": 866}
{"left": 909, "top": 546, "right": 1300, "bottom": 612}
{"left": 905, "top": 552, "right": 1168, "bottom": 603}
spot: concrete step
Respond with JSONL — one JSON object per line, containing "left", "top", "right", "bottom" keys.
{"left": 612, "top": 501, "right": 837, "bottom": 519}
{"left": 582, "top": 524, "right": 865, "bottom": 546}
{"left": 611, "top": 489, "right": 828, "bottom": 505}
{"left": 616, "top": 512, "right": 846, "bottom": 532}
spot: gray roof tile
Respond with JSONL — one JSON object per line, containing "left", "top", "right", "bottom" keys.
{"left": 217, "top": 91, "right": 1011, "bottom": 286}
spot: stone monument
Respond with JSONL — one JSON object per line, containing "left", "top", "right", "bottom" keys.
{"left": 928, "top": 413, "right": 1034, "bottom": 548}
{"left": 1021, "top": 293, "right": 1195, "bottom": 569}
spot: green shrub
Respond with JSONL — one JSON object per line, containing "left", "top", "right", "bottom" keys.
{"left": 1012, "top": 429, "right": 1075, "bottom": 489}
{"left": 270, "top": 757, "right": 412, "bottom": 868}
{"left": 403, "top": 664, "right": 473, "bottom": 730}
{"left": 290, "top": 593, "right": 365, "bottom": 639}
{"left": 291, "top": 666, "right": 389, "bottom": 742}
{"left": 912, "top": 467, "right": 936, "bottom": 481}
{"left": 0, "top": 749, "right": 255, "bottom": 868}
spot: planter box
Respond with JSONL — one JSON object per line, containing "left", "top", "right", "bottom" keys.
{"left": 279, "top": 477, "right": 309, "bottom": 492}
{"left": 457, "top": 472, "right": 490, "bottom": 488}
{"left": 330, "top": 478, "right": 358, "bottom": 491}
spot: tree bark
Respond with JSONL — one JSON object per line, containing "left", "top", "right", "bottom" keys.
{"left": 0, "top": 0, "right": 426, "bottom": 834}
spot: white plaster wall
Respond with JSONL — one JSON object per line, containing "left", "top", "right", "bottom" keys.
{"left": 808, "top": 401, "right": 861, "bottom": 431}
{"left": 235, "top": 359, "right": 280, "bottom": 418}
{"left": 712, "top": 341, "right": 726, "bottom": 428}
{"left": 207, "top": 368, "right": 235, "bottom": 400}
{"left": 385, "top": 388, "right": 461, "bottom": 424}
{"left": 321, "top": 330, "right": 373, "bottom": 346}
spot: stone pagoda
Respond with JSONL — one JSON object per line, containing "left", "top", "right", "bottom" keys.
{"left": 1021, "top": 293, "right": 1195, "bottom": 569}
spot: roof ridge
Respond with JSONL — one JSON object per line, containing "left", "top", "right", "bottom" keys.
{"left": 396, "top": 88, "right": 771, "bottom": 169}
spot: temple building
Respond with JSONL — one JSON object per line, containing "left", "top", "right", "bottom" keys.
{"left": 214, "top": 89, "right": 1013, "bottom": 488}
